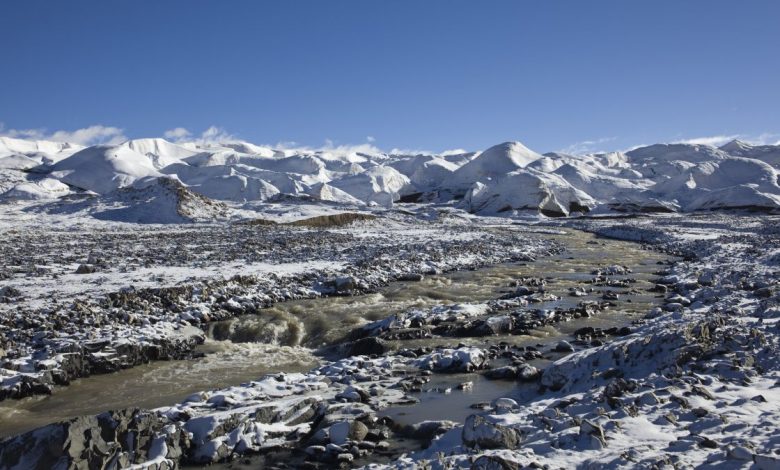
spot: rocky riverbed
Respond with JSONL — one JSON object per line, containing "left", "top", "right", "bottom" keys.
{"left": 0, "top": 212, "right": 557, "bottom": 402}
{"left": 1, "top": 212, "right": 778, "bottom": 469}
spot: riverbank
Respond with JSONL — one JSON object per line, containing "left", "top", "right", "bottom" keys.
{"left": 376, "top": 213, "right": 780, "bottom": 469}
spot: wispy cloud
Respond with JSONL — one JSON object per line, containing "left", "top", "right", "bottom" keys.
{"left": 0, "top": 123, "right": 126, "bottom": 145}
{"left": 163, "top": 127, "right": 192, "bottom": 142}
{"left": 438, "top": 148, "right": 469, "bottom": 156}
{"left": 674, "top": 133, "right": 780, "bottom": 147}
{"left": 163, "top": 126, "right": 238, "bottom": 145}
{"left": 276, "top": 138, "right": 383, "bottom": 155}
{"left": 200, "top": 126, "right": 236, "bottom": 143}
{"left": 752, "top": 133, "right": 780, "bottom": 146}
{"left": 558, "top": 137, "right": 616, "bottom": 155}
{"left": 674, "top": 134, "right": 740, "bottom": 147}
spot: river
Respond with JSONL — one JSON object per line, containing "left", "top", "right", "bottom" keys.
{"left": 0, "top": 228, "right": 672, "bottom": 438}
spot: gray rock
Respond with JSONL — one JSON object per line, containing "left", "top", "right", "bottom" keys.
{"left": 727, "top": 446, "right": 753, "bottom": 461}
{"left": 471, "top": 454, "right": 521, "bottom": 469}
{"left": 462, "top": 414, "right": 522, "bottom": 449}
{"left": 554, "top": 340, "right": 575, "bottom": 353}
{"left": 580, "top": 419, "right": 607, "bottom": 449}
{"left": 346, "top": 337, "right": 388, "bottom": 357}
{"left": 517, "top": 364, "right": 540, "bottom": 382}
{"left": 75, "top": 264, "right": 97, "bottom": 274}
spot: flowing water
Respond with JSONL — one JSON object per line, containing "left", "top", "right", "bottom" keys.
{"left": 0, "top": 228, "right": 672, "bottom": 438}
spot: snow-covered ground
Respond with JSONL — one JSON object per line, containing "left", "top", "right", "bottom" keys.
{"left": 0, "top": 212, "right": 558, "bottom": 403}
{"left": 371, "top": 214, "right": 780, "bottom": 469}
{"left": 1, "top": 212, "right": 778, "bottom": 469}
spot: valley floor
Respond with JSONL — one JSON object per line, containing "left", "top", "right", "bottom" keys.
{"left": 0, "top": 210, "right": 778, "bottom": 469}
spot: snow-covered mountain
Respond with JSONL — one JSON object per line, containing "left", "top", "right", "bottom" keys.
{"left": 2, "top": 135, "right": 780, "bottom": 221}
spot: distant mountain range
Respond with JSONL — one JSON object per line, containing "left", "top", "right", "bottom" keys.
{"left": 1, "top": 135, "right": 779, "bottom": 222}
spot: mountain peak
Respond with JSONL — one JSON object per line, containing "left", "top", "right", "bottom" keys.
{"left": 719, "top": 139, "right": 752, "bottom": 152}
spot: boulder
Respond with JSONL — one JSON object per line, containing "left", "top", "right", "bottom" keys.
{"left": 462, "top": 414, "right": 522, "bottom": 449}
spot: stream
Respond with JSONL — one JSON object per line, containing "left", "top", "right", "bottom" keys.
{"left": 0, "top": 228, "right": 672, "bottom": 438}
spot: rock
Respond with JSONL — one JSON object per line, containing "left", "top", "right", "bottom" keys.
{"left": 569, "top": 287, "right": 588, "bottom": 297}
{"left": 691, "top": 385, "right": 715, "bottom": 400}
{"left": 573, "top": 326, "right": 596, "bottom": 337}
{"left": 401, "top": 420, "right": 456, "bottom": 441}
{"left": 615, "top": 326, "right": 632, "bottom": 336}
{"left": 727, "top": 446, "right": 753, "bottom": 461}
{"left": 554, "top": 340, "right": 575, "bottom": 353}
{"left": 415, "top": 347, "right": 488, "bottom": 372}
{"left": 305, "top": 444, "right": 327, "bottom": 456}
{"left": 492, "top": 397, "right": 518, "bottom": 413}
{"left": 580, "top": 419, "right": 607, "bottom": 449}
{"left": 754, "top": 454, "right": 780, "bottom": 470}
{"left": 698, "top": 437, "right": 718, "bottom": 449}
{"left": 698, "top": 271, "right": 716, "bottom": 286}
{"left": 0, "top": 408, "right": 174, "bottom": 470}
{"left": 336, "top": 385, "right": 369, "bottom": 402}
{"left": 514, "top": 286, "right": 535, "bottom": 296}
{"left": 327, "top": 420, "right": 369, "bottom": 446}
{"left": 462, "top": 414, "right": 522, "bottom": 449}
{"left": 651, "top": 284, "right": 668, "bottom": 293}
{"left": 604, "top": 378, "right": 636, "bottom": 400}
{"left": 0, "top": 286, "right": 21, "bottom": 298}
{"left": 334, "top": 276, "right": 357, "bottom": 294}
{"left": 328, "top": 421, "right": 351, "bottom": 445}
{"left": 484, "top": 366, "right": 518, "bottom": 380}
{"left": 664, "top": 302, "right": 684, "bottom": 312}
{"left": 636, "top": 392, "right": 660, "bottom": 406}
{"left": 349, "top": 421, "right": 369, "bottom": 442}
{"left": 75, "top": 264, "right": 97, "bottom": 274}
{"left": 471, "top": 454, "right": 522, "bottom": 469}
{"left": 755, "top": 287, "right": 773, "bottom": 298}
{"left": 345, "top": 337, "right": 388, "bottom": 356}
{"left": 517, "top": 364, "right": 540, "bottom": 381}
{"left": 602, "top": 292, "right": 619, "bottom": 301}
{"left": 397, "top": 273, "right": 424, "bottom": 282}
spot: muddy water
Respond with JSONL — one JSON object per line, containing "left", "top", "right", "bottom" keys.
{"left": 0, "top": 228, "right": 671, "bottom": 438}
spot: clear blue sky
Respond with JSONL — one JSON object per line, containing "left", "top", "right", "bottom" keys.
{"left": 1, "top": 1, "right": 779, "bottom": 153}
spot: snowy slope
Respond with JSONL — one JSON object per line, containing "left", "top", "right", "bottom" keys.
{"left": 446, "top": 141, "right": 543, "bottom": 193}
{"left": 122, "top": 138, "right": 198, "bottom": 169}
{"left": 720, "top": 139, "right": 780, "bottom": 168}
{"left": 91, "top": 177, "right": 229, "bottom": 223}
{"left": 461, "top": 168, "right": 596, "bottom": 216}
{"left": 3, "top": 135, "right": 780, "bottom": 218}
{"left": 50, "top": 144, "right": 162, "bottom": 194}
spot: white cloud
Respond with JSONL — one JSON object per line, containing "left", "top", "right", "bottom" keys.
{"left": 674, "top": 134, "right": 740, "bottom": 147}
{"left": 439, "top": 148, "right": 469, "bottom": 156}
{"left": 49, "top": 126, "right": 126, "bottom": 145}
{"left": 291, "top": 139, "right": 383, "bottom": 155}
{"left": 388, "top": 147, "right": 432, "bottom": 155}
{"left": 199, "top": 126, "right": 236, "bottom": 143}
{"left": 752, "top": 133, "right": 780, "bottom": 146}
{"left": 559, "top": 137, "right": 616, "bottom": 155}
{"left": 163, "top": 127, "right": 192, "bottom": 142}
{"left": 0, "top": 124, "right": 126, "bottom": 145}
{"left": 366, "top": 136, "right": 376, "bottom": 143}
{"left": 674, "top": 133, "right": 780, "bottom": 147}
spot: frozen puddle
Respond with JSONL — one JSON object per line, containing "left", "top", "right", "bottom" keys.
{"left": 0, "top": 228, "right": 671, "bottom": 438}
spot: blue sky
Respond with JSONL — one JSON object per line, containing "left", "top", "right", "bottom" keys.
{"left": 1, "top": 1, "right": 779, "bottom": 153}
